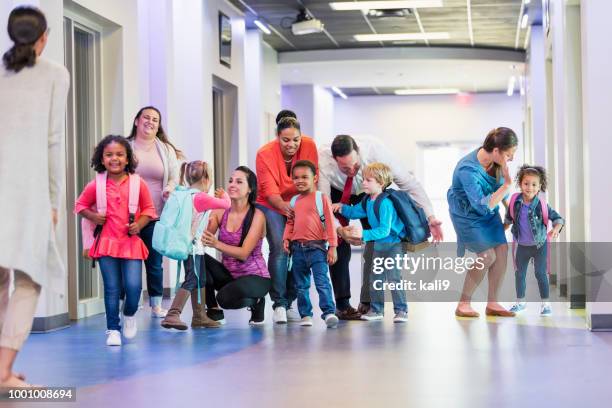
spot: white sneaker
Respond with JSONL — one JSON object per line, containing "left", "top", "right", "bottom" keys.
{"left": 106, "top": 330, "right": 122, "bottom": 346}
{"left": 300, "top": 316, "right": 313, "bottom": 326}
{"left": 324, "top": 314, "right": 339, "bottom": 328}
{"left": 151, "top": 306, "right": 168, "bottom": 318}
{"left": 123, "top": 315, "right": 138, "bottom": 339}
{"left": 393, "top": 311, "right": 408, "bottom": 323}
{"left": 273, "top": 306, "right": 287, "bottom": 324}
{"left": 286, "top": 306, "right": 301, "bottom": 322}
{"left": 361, "top": 311, "right": 384, "bottom": 321}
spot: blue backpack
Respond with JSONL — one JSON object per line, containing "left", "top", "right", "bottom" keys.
{"left": 360, "top": 188, "right": 430, "bottom": 245}
{"left": 152, "top": 186, "right": 209, "bottom": 301}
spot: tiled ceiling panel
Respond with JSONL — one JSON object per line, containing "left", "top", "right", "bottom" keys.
{"left": 229, "top": 0, "right": 537, "bottom": 52}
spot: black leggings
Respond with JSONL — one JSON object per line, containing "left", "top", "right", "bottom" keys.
{"left": 204, "top": 254, "right": 271, "bottom": 310}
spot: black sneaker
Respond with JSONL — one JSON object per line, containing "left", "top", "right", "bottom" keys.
{"left": 207, "top": 308, "right": 226, "bottom": 325}
{"left": 249, "top": 298, "right": 265, "bottom": 326}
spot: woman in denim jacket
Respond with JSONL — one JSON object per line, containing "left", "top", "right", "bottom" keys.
{"left": 448, "top": 128, "right": 518, "bottom": 318}
{"left": 504, "top": 165, "right": 564, "bottom": 316}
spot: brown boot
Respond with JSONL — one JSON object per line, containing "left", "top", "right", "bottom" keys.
{"left": 191, "top": 288, "right": 221, "bottom": 328}
{"left": 161, "top": 288, "right": 190, "bottom": 330}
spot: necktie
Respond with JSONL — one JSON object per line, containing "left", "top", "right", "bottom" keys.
{"left": 336, "top": 176, "right": 353, "bottom": 228}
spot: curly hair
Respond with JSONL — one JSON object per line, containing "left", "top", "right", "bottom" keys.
{"left": 515, "top": 164, "right": 547, "bottom": 192}
{"left": 90, "top": 135, "right": 138, "bottom": 174}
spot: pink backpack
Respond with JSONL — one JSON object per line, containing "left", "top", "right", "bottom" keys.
{"left": 508, "top": 192, "right": 550, "bottom": 274}
{"left": 81, "top": 172, "right": 141, "bottom": 252}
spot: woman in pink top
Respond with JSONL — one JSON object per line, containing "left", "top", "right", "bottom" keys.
{"left": 161, "top": 160, "right": 230, "bottom": 331}
{"left": 127, "top": 106, "right": 182, "bottom": 318}
{"left": 201, "top": 167, "right": 271, "bottom": 326}
{"left": 75, "top": 136, "right": 157, "bottom": 346}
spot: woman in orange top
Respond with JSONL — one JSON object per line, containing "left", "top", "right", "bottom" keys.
{"left": 255, "top": 112, "right": 318, "bottom": 324}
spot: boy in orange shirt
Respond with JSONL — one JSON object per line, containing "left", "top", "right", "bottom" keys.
{"left": 283, "top": 160, "right": 339, "bottom": 328}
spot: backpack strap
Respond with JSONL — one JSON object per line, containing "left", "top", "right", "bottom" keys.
{"left": 127, "top": 174, "right": 141, "bottom": 220}
{"left": 290, "top": 195, "right": 299, "bottom": 209}
{"left": 315, "top": 191, "right": 326, "bottom": 228}
{"left": 95, "top": 172, "right": 107, "bottom": 215}
{"left": 372, "top": 191, "right": 390, "bottom": 222}
{"left": 538, "top": 193, "right": 549, "bottom": 226}
{"left": 508, "top": 192, "right": 520, "bottom": 221}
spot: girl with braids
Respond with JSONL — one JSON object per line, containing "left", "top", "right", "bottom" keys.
{"left": 161, "top": 161, "right": 230, "bottom": 330}
{"left": 127, "top": 106, "right": 183, "bottom": 318}
{"left": 201, "top": 167, "right": 272, "bottom": 326}
{"left": 448, "top": 127, "right": 519, "bottom": 318}
{"left": 505, "top": 165, "right": 564, "bottom": 316}
{"left": 0, "top": 6, "right": 69, "bottom": 386}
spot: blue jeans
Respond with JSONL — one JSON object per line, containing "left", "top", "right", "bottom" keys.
{"left": 256, "top": 204, "right": 296, "bottom": 309}
{"left": 515, "top": 244, "right": 549, "bottom": 299}
{"left": 370, "top": 243, "right": 408, "bottom": 314}
{"left": 139, "top": 220, "right": 164, "bottom": 307}
{"left": 180, "top": 255, "right": 206, "bottom": 292}
{"left": 98, "top": 257, "right": 143, "bottom": 331}
{"left": 290, "top": 243, "right": 336, "bottom": 319}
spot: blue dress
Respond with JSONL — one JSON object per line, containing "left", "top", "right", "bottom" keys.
{"left": 447, "top": 148, "right": 507, "bottom": 256}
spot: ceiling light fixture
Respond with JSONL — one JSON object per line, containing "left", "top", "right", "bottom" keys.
{"left": 507, "top": 76, "right": 516, "bottom": 96}
{"left": 330, "top": 1, "right": 443, "bottom": 11}
{"left": 331, "top": 86, "right": 348, "bottom": 99}
{"left": 254, "top": 20, "right": 271, "bottom": 35}
{"left": 355, "top": 32, "right": 449, "bottom": 41}
{"left": 520, "top": 13, "right": 529, "bottom": 29}
{"left": 394, "top": 88, "right": 460, "bottom": 95}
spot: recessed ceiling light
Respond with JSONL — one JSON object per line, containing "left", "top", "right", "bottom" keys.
{"left": 330, "top": 1, "right": 443, "bottom": 11}
{"left": 355, "top": 32, "right": 449, "bottom": 41}
{"left": 254, "top": 20, "right": 271, "bottom": 35}
{"left": 394, "top": 88, "right": 460, "bottom": 95}
{"left": 331, "top": 86, "right": 348, "bottom": 99}
{"left": 507, "top": 76, "right": 516, "bottom": 96}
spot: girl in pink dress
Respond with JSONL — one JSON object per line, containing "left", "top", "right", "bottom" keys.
{"left": 75, "top": 135, "right": 157, "bottom": 347}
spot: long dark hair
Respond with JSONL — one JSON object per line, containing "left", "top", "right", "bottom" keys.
{"left": 234, "top": 166, "right": 258, "bottom": 247}
{"left": 127, "top": 106, "right": 184, "bottom": 159}
{"left": 3, "top": 6, "right": 47, "bottom": 72}
{"left": 482, "top": 127, "right": 518, "bottom": 180}
{"left": 91, "top": 135, "right": 138, "bottom": 174}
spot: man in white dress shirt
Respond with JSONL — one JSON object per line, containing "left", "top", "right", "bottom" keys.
{"left": 318, "top": 135, "right": 443, "bottom": 317}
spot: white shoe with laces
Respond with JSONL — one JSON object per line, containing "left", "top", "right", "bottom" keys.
{"left": 286, "top": 306, "right": 301, "bottom": 322}
{"left": 106, "top": 330, "right": 122, "bottom": 346}
{"left": 324, "top": 314, "right": 339, "bottom": 328}
{"left": 273, "top": 306, "right": 287, "bottom": 324}
{"left": 300, "top": 316, "right": 313, "bottom": 326}
{"left": 123, "top": 315, "right": 138, "bottom": 339}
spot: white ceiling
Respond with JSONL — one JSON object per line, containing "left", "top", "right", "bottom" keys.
{"left": 279, "top": 47, "right": 525, "bottom": 93}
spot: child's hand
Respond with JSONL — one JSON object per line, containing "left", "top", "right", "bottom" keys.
{"left": 331, "top": 203, "right": 343, "bottom": 213}
{"left": 202, "top": 231, "right": 218, "bottom": 248}
{"left": 504, "top": 223, "right": 511, "bottom": 231}
{"left": 283, "top": 239, "right": 290, "bottom": 253}
{"left": 548, "top": 226, "right": 562, "bottom": 240}
{"left": 214, "top": 188, "right": 226, "bottom": 198}
{"left": 90, "top": 212, "right": 106, "bottom": 225}
{"left": 327, "top": 247, "right": 337, "bottom": 265}
{"left": 345, "top": 225, "right": 362, "bottom": 241}
{"left": 162, "top": 189, "right": 171, "bottom": 201}
{"left": 127, "top": 222, "right": 141, "bottom": 235}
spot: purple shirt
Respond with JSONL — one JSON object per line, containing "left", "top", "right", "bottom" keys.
{"left": 518, "top": 203, "right": 536, "bottom": 246}
{"left": 218, "top": 209, "right": 270, "bottom": 279}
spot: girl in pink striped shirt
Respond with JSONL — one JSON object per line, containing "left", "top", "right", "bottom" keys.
{"left": 161, "top": 161, "right": 230, "bottom": 330}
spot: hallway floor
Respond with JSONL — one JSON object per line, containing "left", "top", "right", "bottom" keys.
{"left": 11, "top": 249, "right": 612, "bottom": 408}
{"left": 15, "top": 300, "right": 611, "bottom": 408}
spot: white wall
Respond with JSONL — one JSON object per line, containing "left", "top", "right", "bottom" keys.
{"left": 581, "top": 0, "right": 612, "bottom": 326}
{"left": 334, "top": 93, "right": 524, "bottom": 172}
{"left": 245, "top": 30, "right": 281, "bottom": 169}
